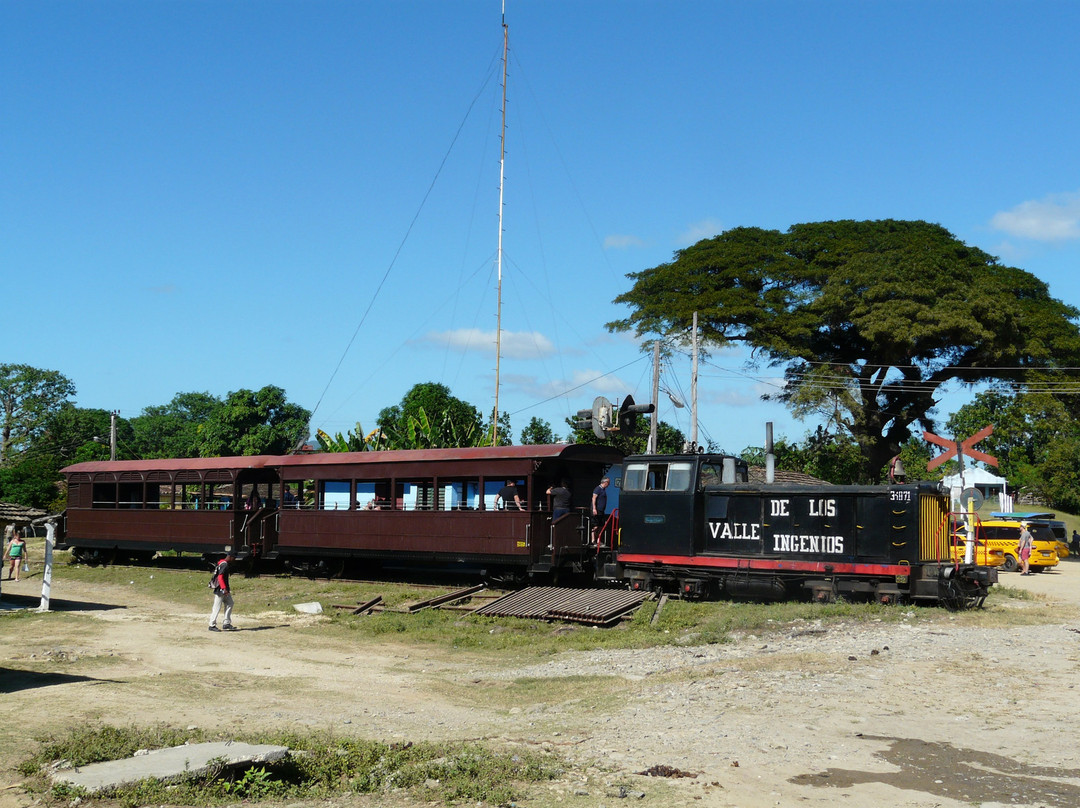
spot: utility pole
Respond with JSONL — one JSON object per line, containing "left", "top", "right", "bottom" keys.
{"left": 109, "top": 410, "right": 118, "bottom": 461}
{"left": 648, "top": 341, "right": 660, "bottom": 454}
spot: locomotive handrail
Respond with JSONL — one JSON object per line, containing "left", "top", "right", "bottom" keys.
{"left": 597, "top": 508, "right": 619, "bottom": 549}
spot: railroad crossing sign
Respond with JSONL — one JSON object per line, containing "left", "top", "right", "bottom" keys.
{"left": 923, "top": 425, "right": 998, "bottom": 471}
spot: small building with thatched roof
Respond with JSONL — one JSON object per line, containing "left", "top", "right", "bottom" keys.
{"left": 1, "top": 501, "right": 53, "bottom": 539}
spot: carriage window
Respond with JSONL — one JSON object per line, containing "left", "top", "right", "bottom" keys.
{"left": 440, "top": 480, "right": 479, "bottom": 510}
{"left": 483, "top": 480, "right": 504, "bottom": 510}
{"left": 118, "top": 482, "right": 144, "bottom": 509}
{"left": 319, "top": 480, "right": 352, "bottom": 510}
{"left": 92, "top": 482, "right": 117, "bottom": 508}
{"left": 356, "top": 482, "right": 377, "bottom": 510}
{"left": 399, "top": 480, "right": 436, "bottom": 510}
{"left": 483, "top": 478, "right": 527, "bottom": 509}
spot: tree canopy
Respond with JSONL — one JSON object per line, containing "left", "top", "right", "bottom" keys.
{"left": 946, "top": 384, "right": 1080, "bottom": 510}
{"left": 195, "top": 386, "right": 310, "bottom": 457}
{"left": 519, "top": 416, "right": 557, "bottom": 445}
{"left": 0, "top": 364, "right": 76, "bottom": 466}
{"left": 130, "top": 392, "right": 221, "bottom": 459}
{"left": 375, "top": 382, "right": 495, "bottom": 449}
{"left": 609, "top": 220, "right": 1080, "bottom": 481}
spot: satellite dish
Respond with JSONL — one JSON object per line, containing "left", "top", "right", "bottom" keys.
{"left": 591, "top": 396, "right": 612, "bottom": 440}
{"left": 959, "top": 487, "right": 984, "bottom": 512}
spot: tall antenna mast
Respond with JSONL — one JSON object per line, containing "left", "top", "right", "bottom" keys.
{"left": 492, "top": 2, "right": 508, "bottom": 445}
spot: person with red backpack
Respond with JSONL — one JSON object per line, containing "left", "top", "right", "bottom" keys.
{"left": 208, "top": 554, "right": 237, "bottom": 631}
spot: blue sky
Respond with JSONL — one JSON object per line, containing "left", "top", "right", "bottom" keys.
{"left": 6, "top": 0, "right": 1080, "bottom": 453}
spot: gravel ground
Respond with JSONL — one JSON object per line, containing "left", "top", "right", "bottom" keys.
{"left": 3, "top": 562, "right": 1080, "bottom": 808}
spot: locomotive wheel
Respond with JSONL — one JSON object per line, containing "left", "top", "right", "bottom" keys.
{"left": 1002, "top": 555, "right": 1018, "bottom": 572}
{"left": 941, "top": 576, "right": 985, "bottom": 611}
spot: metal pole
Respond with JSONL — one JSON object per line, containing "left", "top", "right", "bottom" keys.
{"left": 110, "top": 410, "right": 118, "bottom": 461}
{"left": 491, "top": 6, "right": 508, "bottom": 446}
{"left": 648, "top": 341, "right": 660, "bottom": 454}
{"left": 690, "top": 311, "right": 699, "bottom": 450}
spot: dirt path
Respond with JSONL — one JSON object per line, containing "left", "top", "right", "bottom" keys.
{"left": 3, "top": 563, "right": 1080, "bottom": 808}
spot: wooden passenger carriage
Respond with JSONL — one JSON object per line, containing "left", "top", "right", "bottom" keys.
{"left": 61, "top": 444, "right": 624, "bottom": 579}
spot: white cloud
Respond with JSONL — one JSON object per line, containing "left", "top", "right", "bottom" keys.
{"left": 603, "top": 234, "right": 645, "bottom": 249}
{"left": 424, "top": 328, "right": 556, "bottom": 360}
{"left": 990, "top": 191, "right": 1080, "bottom": 241}
{"left": 676, "top": 218, "right": 724, "bottom": 246}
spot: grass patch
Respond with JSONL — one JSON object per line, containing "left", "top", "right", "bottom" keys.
{"left": 19, "top": 723, "right": 562, "bottom": 807}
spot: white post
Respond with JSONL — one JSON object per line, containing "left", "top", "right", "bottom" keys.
{"left": 765, "top": 422, "right": 775, "bottom": 484}
{"left": 957, "top": 446, "right": 975, "bottom": 565}
{"left": 37, "top": 521, "right": 56, "bottom": 612}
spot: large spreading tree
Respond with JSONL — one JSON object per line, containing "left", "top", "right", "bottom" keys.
{"left": 609, "top": 220, "right": 1080, "bottom": 481}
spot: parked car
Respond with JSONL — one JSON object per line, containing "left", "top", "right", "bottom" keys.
{"left": 992, "top": 511, "right": 1070, "bottom": 560}
{"left": 977, "top": 518, "right": 1059, "bottom": 572}
{"left": 1048, "top": 520, "right": 1069, "bottom": 559}
{"left": 949, "top": 530, "right": 1005, "bottom": 567}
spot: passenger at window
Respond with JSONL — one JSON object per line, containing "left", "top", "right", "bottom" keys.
{"left": 496, "top": 480, "right": 524, "bottom": 511}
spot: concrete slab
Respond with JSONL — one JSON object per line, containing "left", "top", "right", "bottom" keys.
{"left": 50, "top": 741, "right": 289, "bottom": 793}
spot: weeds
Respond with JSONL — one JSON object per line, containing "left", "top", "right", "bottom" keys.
{"left": 19, "top": 724, "right": 560, "bottom": 807}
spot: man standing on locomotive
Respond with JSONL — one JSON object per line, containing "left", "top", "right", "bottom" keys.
{"left": 208, "top": 553, "right": 237, "bottom": 631}
{"left": 591, "top": 477, "right": 610, "bottom": 543}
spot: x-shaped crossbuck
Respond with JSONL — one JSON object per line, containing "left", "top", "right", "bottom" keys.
{"left": 923, "top": 425, "right": 998, "bottom": 471}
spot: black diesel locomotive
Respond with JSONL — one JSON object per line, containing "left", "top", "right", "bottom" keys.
{"left": 599, "top": 452, "right": 996, "bottom": 608}
{"left": 60, "top": 446, "right": 995, "bottom": 608}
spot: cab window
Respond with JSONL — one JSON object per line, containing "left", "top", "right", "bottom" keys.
{"left": 623, "top": 461, "right": 693, "bottom": 492}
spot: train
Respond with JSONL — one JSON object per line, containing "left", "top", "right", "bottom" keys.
{"left": 59, "top": 443, "right": 996, "bottom": 608}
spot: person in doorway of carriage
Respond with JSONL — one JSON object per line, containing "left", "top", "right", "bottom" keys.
{"left": 547, "top": 481, "right": 572, "bottom": 520}
{"left": 208, "top": 554, "right": 237, "bottom": 631}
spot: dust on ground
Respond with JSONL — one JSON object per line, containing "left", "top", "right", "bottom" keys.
{"left": 2, "top": 560, "right": 1080, "bottom": 808}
